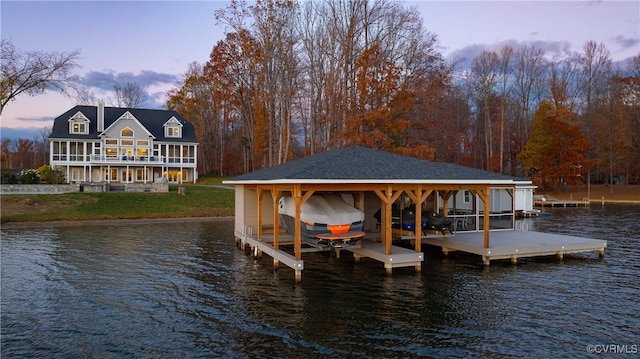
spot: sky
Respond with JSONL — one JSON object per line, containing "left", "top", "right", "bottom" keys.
{"left": 1, "top": 0, "right": 639, "bottom": 140}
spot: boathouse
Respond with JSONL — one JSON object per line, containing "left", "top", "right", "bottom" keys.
{"left": 223, "top": 146, "right": 605, "bottom": 281}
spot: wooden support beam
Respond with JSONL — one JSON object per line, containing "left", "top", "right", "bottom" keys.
{"left": 293, "top": 184, "right": 302, "bottom": 260}
{"left": 271, "top": 187, "right": 282, "bottom": 250}
{"left": 257, "top": 187, "right": 263, "bottom": 240}
{"left": 374, "top": 185, "right": 404, "bottom": 255}
{"left": 476, "top": 188, "right": 490, "bottom": 248}
{"left": 353, "top": 191, "right": 363, "bottom": 210}
{"left": 405, "top": 186, "right": 432, "bottom": 256}
{"left": 440, "top": 190, "right": 454, "bottom": 217}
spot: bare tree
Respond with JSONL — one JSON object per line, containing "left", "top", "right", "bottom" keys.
{"left": 113, "top": 82, "right": 147, "bottom": 108}
{"left": 577, "top": 41, "right": 612, "bottom": 195}
{"left": 471, "top": 50, "right": 500, "bottom": 171}
{"left": 0, "top": 39, "right": 80, "bottom": 115}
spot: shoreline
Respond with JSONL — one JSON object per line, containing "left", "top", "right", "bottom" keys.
{"left": 1, "top": 216, "right": 234, "bottom": 229}
{"left": 3, "top": 200, "right": 639, "bottom": 229}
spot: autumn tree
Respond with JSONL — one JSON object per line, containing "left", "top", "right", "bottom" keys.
{"left": 342, "top": 43, "right": 411, "bottom": 152}
{"left": 0, "top": 39, "right": 80, "bottom": 115}
{"left": 167, "top": 62, "right": 225, "bottom": 175}
{"left": 518, "top": 101, "right": 588, "bottom": 191}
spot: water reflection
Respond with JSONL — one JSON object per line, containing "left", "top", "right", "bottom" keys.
{"left": 2, "top": 205, "right": 638, "bottom": 357}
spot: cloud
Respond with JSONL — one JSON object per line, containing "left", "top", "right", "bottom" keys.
{"left": 10, "top": 116, "right": 54, "bottom": 124}
{"left": 613, "top": 35, "right": 640, "bottom": 51}
{"left": 82, "top": 71, "right": 118, "bottom": 91}
{"left": 78, "top": 69, "right": 178, "bottom": 109}
{"left": 81, "top": 70, "right": 178, "bottom": 91}
{"left": 446, "top": 39, "right": 575, "bottom": 68}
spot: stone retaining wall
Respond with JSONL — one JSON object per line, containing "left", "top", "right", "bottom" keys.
{"left": 0, "top": 184, "right": 76, "bottom": 193}
{"left": 1, "top": 182, "right": 169, "bottom": 193}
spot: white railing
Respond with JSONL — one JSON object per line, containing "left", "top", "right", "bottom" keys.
{"left": 52, "top": 154, "right": 196, "bottom": 165}
{"left": 89, "top": 155, "right": 165, "bottom": 164}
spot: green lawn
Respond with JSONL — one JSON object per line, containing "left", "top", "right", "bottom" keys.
{"left": 1, "top": 184, "right": 235, "bottom": 223}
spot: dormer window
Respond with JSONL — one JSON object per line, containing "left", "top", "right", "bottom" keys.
{"left": 68, "top": 111, "right": 90, "bottom": 135}
{"left": 163, "top": 116, "right": 183, "bottom": 138}
{"left": 166, "top": 126, "right": 181, "bottom": 138}
{"left": 72, "top": 122, "right": 87, "bottom": 134}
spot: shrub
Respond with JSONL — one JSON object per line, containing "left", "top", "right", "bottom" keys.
{"left": 19, "top": 169, "right": 40, "bottom": 184}
{"left": 37, "top": 165, "right": 66, "bottom": 184}
{"left": 1, "top": 170, "right": 18, "bottom": 184}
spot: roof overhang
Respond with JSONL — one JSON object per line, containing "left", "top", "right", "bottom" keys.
{"left": 223, "top": 179, "right": 517, "bottom": 186}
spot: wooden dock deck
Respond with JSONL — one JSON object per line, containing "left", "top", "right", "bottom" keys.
{"left": 234, "top": 230, "right": 424, "bottom": 277}
{"left": 235, "top": 227, "right": 606, "bottom": 276}
{"left": 534, "top": 195, "right": 590, "bottom": 207}
{"left": 421, "top": 231, "right": 606, "bottom": 265}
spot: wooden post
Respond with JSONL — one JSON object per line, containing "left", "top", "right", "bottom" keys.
{"left": 293, "top": 185, "right": 302, "bottom": 261}
{"left": 374, "top": 186, "right": 403, "bottom": 255}
{"left": 256, "top": 187, "right": 263, "bottom": 241}
{"left": 476, "top": 188, "right": 490, "bottom": 248}
{"left": 272, "top": 187, "right": 282, "bottom": 250}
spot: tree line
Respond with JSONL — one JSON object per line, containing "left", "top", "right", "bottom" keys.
{"left": 166, "top": 0, "right": 640, "bottom": 188}
{"left": 2, "top": 0, "right": 638, "bottom": 190}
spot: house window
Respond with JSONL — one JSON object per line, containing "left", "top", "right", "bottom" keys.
{"left": 52, "top": 141, "right": 67, "bottom": 161}
{"left": 104, "top": 168, "right": 118, "bottom": 181}
{"left": 136, "top": 169, "right": 147, "bottom": 181}
{"left": 121, "top": 139, "right": 134, "bottom": 146}
{"left": 69, "top": 142, "right": 85, "bottom": 161}
{"left": 166, "top": 126, "right": 181, "bottom": 138}
{"left": 105, "top": 147, "right": 118, "bottom": 158}
{"left": 121, "top": 128, "right": 134, "bottom": 137}
{"left": 463, "top": 190, "right": 472, "bottom": 204}
{"left": 71, "top": 122, "right": 88, "bottom": 134}
{"left": 167, "top": 145, "right": 180, "bottom": 163}
{"left": 136, "top": 148, "right": 149, "bottom": 157}
{"left": 105, "top": 139, "right": 118, "bottom": 145}
{"left": 71, "top": 168, "right": 84, "bottom": 182}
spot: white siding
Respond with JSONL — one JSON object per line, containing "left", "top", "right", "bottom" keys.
{"left": 234, "top": 186, "right": 245, "bottom": 233}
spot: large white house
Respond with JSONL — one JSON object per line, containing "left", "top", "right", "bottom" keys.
{"left": 49, "top": 103, "right": 198, "bottom": 185}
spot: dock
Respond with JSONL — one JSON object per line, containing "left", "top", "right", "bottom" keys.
{"left": 234, "top": 228, "right": 424, "bottom": 278}
{"left": 533, "top": 195, "right": 590, "bottom": 207}
{"left": 421, "top": 231, "right": 606, "bottom": 265}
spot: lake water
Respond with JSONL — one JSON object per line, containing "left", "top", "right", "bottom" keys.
{"left": 1, "top": 205, "right": 638, "bottom": 358}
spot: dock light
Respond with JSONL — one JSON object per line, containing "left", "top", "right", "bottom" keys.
{"left": 515, "top": 249, "right": 519, "bottom": 253}
{"left": 488, "top": 251, "right": 491, "bottom": 254}
{"left": 562, "top": 246, "right": 565, "bottom": 249}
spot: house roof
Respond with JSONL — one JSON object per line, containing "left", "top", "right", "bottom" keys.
{"left": 225, "top": 146, "right": 529, "bottom": 185}
{"left": 48, "top": 105, "right": 197, "bottom": 142}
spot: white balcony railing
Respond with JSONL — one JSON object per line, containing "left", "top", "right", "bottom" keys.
{"left": 51, "top": 154, "right": 196, "bottom": 165}
{"left": 89, "top": 155, "right": 165, "bottom": 164}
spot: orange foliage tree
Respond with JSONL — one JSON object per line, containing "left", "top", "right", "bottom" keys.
{"left": 518, "top": 101, "right": 589, "bottom": 191}
{"left": 342, "top": 43, "right": 435, "bottom": 160}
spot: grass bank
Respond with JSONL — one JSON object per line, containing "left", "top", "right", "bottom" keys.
{"left": 1, "top": 184, "right": 234, "bottom": 224}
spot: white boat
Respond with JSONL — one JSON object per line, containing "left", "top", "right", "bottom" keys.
{"left": 278, "top": 194, "right": 365, "bottom": 248}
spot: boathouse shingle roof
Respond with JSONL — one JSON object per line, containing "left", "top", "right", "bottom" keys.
{"left": 226, "top": 146, "right": 526, "bottom": 184}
